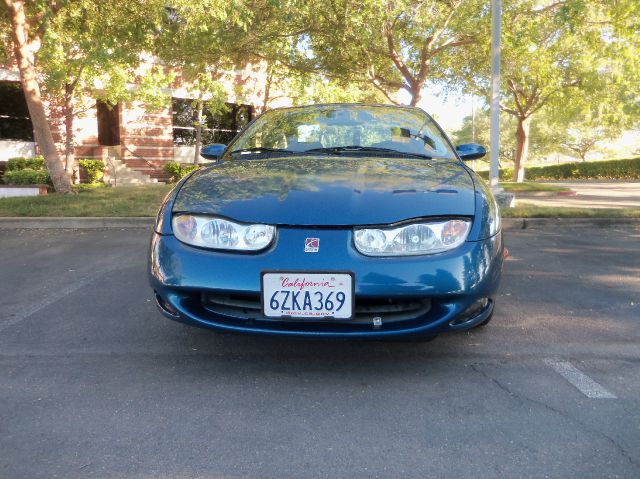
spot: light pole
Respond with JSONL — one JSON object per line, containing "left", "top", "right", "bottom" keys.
{"left": 489, "top": 0, "right": 501, "bottom": 191}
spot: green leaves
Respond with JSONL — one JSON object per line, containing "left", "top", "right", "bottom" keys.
{"left": 39, "top": 0, "right": 168, "bottom": 108}
{"left": 302, "top": 0, "right": 486, "bottom": 104}
{"left": 451, "top": 0, "right": 639, "bottom": 180}
{"left": 3, "top": 0, "right": 636, "bottom": 178}
{"left": 78, "top": 159, "right": 105, "bottom": 184}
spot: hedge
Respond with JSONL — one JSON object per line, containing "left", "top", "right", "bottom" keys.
{"left": 6, "top": 156, "right": 46, "bottom": 171}
{"left": 3, "top": 168, "right": 51, "bottom": 185}
{"left": 163, "top": 161, "right": 199, "bottom": 182}
{"left": 78, "top": 159, "right": 105, "bottom": 184}
{"left": 4, "top": 157, "right": 106, "bottom": 184}
{"left": 478, "top": 157, "right": 640, "bottom": 181}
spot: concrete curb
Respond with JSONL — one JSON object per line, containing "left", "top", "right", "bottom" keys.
{"left": 0, "top": 217, "right": 155, "bottom": 229}
{"left": 502, "top": 217, "right": 640, "bottom": 230}
{"left": 1, "top": 216, "right": 639, "bottom": 230}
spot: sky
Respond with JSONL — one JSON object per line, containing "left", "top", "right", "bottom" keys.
{"left": 411, "top": 86, "right": 639, "bottom": 158}
{"left": 398, "top": 85, "right": 477, "bottom": 134}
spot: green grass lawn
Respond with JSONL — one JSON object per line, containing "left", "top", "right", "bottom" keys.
{"left": 502, "top": 203, "right": 640, "bottom": 218}
{"left": 0, "top": 184, "right": 172, "bottom": 217}
{"left": 499, "top": 182, "right": 570, "bottom": 193}
{"left": 1, "top": 184, "right": 638, "bottom": 218}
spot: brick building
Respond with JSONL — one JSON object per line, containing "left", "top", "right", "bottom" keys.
{"left": 0, "top": 62, "right": 291, "bottom": 183}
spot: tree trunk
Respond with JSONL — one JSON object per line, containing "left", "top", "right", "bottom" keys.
{"left": 579, "top": 145, "right": 592, "bottom": 162}
{"left": 193, "top": 99, "right": 203, "bottom": 165}
{"left": 5, "top": 0, "right": 72, "bottom": 193}
{"left": 64, "top": 82, "right": 76, "bottom": 182}
{"left": 263, "top": 68, "right": 272, "bottom": 112}
{"left": 409, "top": 85, "right": 423, "bottom": 107}
{"left": 513, "top": 116, "right": 531, "bottom": 183}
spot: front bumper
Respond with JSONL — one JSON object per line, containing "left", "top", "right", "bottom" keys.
{"left": 149, "top": 227, "right": 503, "bottom": 338}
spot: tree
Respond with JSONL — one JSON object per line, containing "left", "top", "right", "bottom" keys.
{"left": 605, "top": 0, "right": 639, "bottom": 124}
{"left": 40, "top": 0, "right": 165, "bottom": 178}
{"left": 456, "top": 0, "right": 639, "bottom": 182}
{"left": 292, "top": 76, "right": 383, "bottom": 105}
{"left": 492, "top": 1, "right": 595, "bottom": 181}
{"left": 451, "top": 108, "right": 515, "bottom": 165}
{"left": 561, "top": 133, "right": 599, "bottom": 161}
{"left": 157, "top": 0, "right": 256, "bottom": 161}
{"left": 1, "top": 0, "right": 72, "bottom": 192}
{"left": 180, "top": 72, "right": 227, "bottom": 164}
{"left": 258, "top": 61, "right": 385, "bottom": 109}
{"left": 556, "top": 111, "right": 620, "bottom": 162}
{"left": 304, "top": 0, "right": 484, "bottom": 106}
{"left": 160, "top": 0, "right": 383, "bottom": 116}
{"left": 451, "top": 106, "right": 564, "bottom": 168}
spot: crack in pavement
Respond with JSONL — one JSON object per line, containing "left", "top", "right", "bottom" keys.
{"left": 470, "top": 363, "right": 640, "bottom": 470}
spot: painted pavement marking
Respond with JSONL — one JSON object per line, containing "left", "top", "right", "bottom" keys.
{"left": 0, "top": 261, "right": 129, "bottom": 334}
{"left": 544, "top": 358, "right": 617, "bottom": 399}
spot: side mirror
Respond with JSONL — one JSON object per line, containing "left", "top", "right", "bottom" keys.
{"left": 455, "top": 143, "right": 487, "bottom": 161}
{"left": 200, "top": 143, "right": 226, "bottom": 161}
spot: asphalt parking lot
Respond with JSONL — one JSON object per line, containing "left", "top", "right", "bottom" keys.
{"left": 1, "top": 225, "right": 639, "bottom": 479}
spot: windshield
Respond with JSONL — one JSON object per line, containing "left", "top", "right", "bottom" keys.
{"left": 225, "top": 104, "right": 457, "bottom": 160}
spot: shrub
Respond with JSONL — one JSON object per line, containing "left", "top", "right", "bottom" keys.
{"left": 182, "top": 164, "right": 199, "bottom": 177}
{"left": 78, "top": 159, "right": 105, "bottom": 184}
{"left": 163, "top": 161, "right": 182, "bottom": 182}
{"left": 477, "top": 157, "right": 640, "bottom": 181}
{"left": 3, "top": 168, "right": 50, "bottom": 185}
{"left": 163, "top": 161, "right": 199, "bottom": 182}
{"left": 6, "top": 156, "right": 46, "bottom": 171}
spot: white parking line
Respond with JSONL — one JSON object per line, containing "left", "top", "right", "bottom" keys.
{"left": 0, "top": 263, "right": 124, "bottom": 334}
{"left": 544, "top": 359, "right": 617, "bottom": 399}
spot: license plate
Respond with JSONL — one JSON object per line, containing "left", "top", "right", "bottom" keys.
{"left": 262, "top": 272, "right": 354, "bottom": 319}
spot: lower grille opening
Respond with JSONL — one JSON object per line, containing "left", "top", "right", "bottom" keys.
{"left": 155, "top": 292, "right": 180, "bottom": 317}
{"left": 449, "top": 298, "right": 492, "bottom": 326}
{"left": 201, "top": 292, "right": 431, "bottom": 324}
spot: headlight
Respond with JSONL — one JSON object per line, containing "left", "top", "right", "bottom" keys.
{"left": 354, "top": 219, "right": 471, "bottom": 256}
{"left": 474, "top": 175, "right": 501, "bottom": 238}
{"left": 172, "top": 214, "right": 275, "bottom": 251}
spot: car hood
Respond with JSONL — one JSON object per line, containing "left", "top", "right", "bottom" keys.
{"left": 173, "top": 156, "right": 476, "bottom": 226}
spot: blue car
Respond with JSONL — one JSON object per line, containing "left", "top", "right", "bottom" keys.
{"left": 149, "top": 104, "right": 504, "bottom": 339}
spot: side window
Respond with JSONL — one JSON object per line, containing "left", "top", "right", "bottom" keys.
{"left": 96, "top": 100, "right": 120, "bottom": 146}
{"left": 0, "top": 82, "right": 33, "bottom": 141}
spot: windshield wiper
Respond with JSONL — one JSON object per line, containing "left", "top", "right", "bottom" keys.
{"left": 229, "top": 147, "right": 299, "bottom": 156}
{"left": 304, "top": 146, "right": 432, "bottom": 160}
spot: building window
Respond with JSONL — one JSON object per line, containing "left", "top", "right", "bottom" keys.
{"left": 172, "top": 99, "right": 253, "bottom": 146}
{"left": 97, "top": 100, "right": 120, "bottom": 146}
{"left": 0, "top": 82, "right": 34, "bottom": 141}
